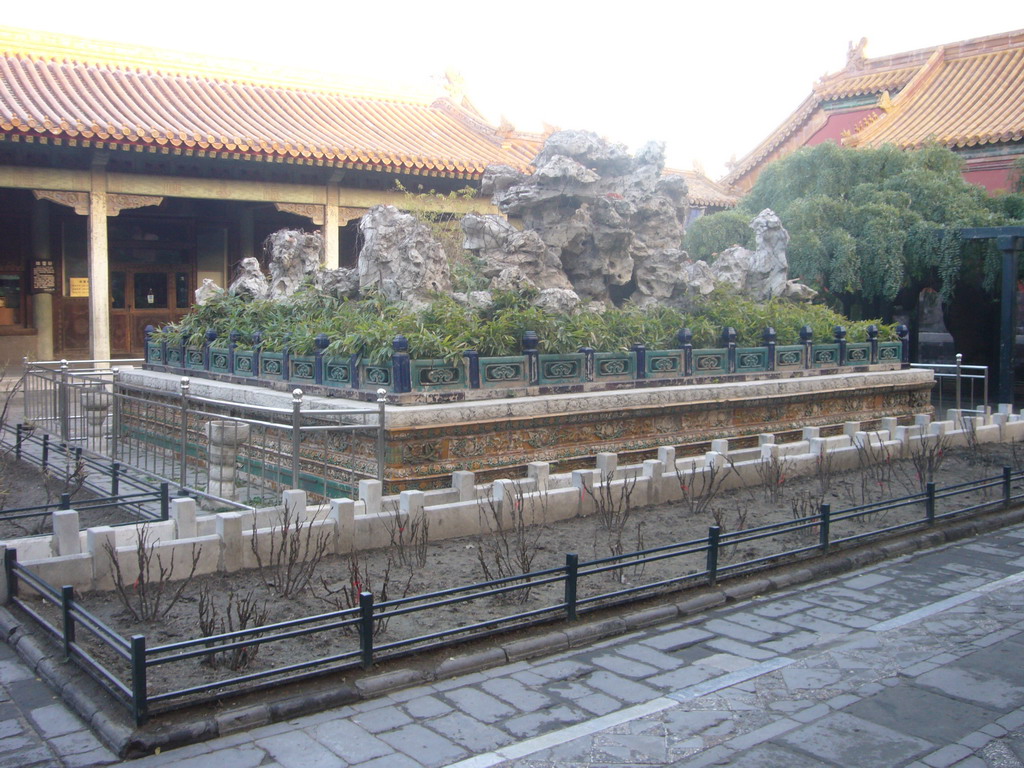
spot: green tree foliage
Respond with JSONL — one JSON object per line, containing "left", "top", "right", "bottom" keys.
{"left": 699, "top": 143, "right": 1024, "bottom": 307}
{"left": 683, "top": 209, "right": 753, "bottom": 261}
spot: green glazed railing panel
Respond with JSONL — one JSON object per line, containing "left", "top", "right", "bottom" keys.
{"left": 812, "top": 344, "right": 840, "bottom": 368}
{"left": 259, "top": 351, "right": 286, "bottom": 380}
{"left": 646, "top": 350, "right": 684, "bottom": 378}
{"left": 232, "top": 350, "right": 257, "bottom": 378}
{"left": 538, "top": 354, "right": 586, "bottom": 384}
{"left": 208, "top": 347, "right": 231, "bottom": 374}
{"left": 360, "top": 363, "right": 393, "bottom": 390}
{"left": 184, "top": 346, "right": 205, "bottom": 371}
{"left": 411, "top": 359, "right": 466, "bottom": 391}
{"left": 480, "top": 356, "right": 528, "bottom": 388}
{"left": 775, "top": 345, "right": 804, "bottom": 370}
{"left": 289, "top": 354, "right": 317, "bottom": 384}
{"left": 692, "top": 348, "right": 727, "bottom": 376}
{"left": 736, "top": 347, "right": 769, "bottom": 373}
{"left": 146, "top": 341, "right": 163, "bottom": 364}
{"left": 877, "top": 342, "right": 901, "bottom": 362}
{"left": 322, "top": 357, "right": 352, "bottom": 387}
{"left": 845, "top": 343, "right": 871, "bottom": 365}
{"left": 594, "top": 352, "right": 636, "bottom": 381}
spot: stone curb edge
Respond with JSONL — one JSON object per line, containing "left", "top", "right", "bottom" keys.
{"left": 3, "top": 503, "right": 1023, "bottom": 758}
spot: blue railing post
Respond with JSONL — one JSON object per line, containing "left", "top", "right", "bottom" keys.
{"left": 834, "top": 326, "right": 847, "bottom": 366}
{"left": 800, "top": 325, "right": 814, "bottom": 370}
{"left": 228, "top": 329, "right": 241, "bottom": 375}
{"left": 3, "top": 549, "right": 16, "bottom": 600}
{"left": 721, "top": 327, "right": 737, "bottom": 374}
{"left": 867, "top": 324, "right": 879, "bottom": 364}
{"left": 463, "top": 350, "right": 480, "bottom": 389}
{"left": 391, "top": 336, "right": 412, "bottom": 393}
{"left": 314, "top": 333, "right": 329, "bottom": 385}
{"left": 926, "top": 482, "right": 936, "bottom": 524}
{"left": 763, "top": 327, "right": 777, "bottom": 372}
{"left": 251, "top": 331, "right": 263, "bottom": 379}
{"left": 1003, "top": 466, "right": 1011, "bottom": 507}
{"left": 896, "top": 324, "right": 910, "bottom": 365}
{"left": 564, "top": 553, "right": 579, "bottom": 621}
{"left": 143, "top": 325, "right": 155, "bottom": 365}
{"left": 359, "top": 591, "right": 375, "bottom": 669}
{"left": 819, "top": 503, "right": 831, "bottom": 552}
{"left": 61, "top": 585, "right": 76, "bottom": 661}
{"left": 631, "top": 343, "right": 647, "bottom": 379}
{"left": 706, "top": 526, "right": 720, "bottom": 586}
{"left": 203, "top": 329, "right": 217, "bottom": 371}
{"left": 679, "top": 327, "right": 693, "bottom": 376}
{"left": 523, "top": 331, "right": 540, "bottom": 385}
{"left": 131, "top": 635, "right": 148, "bottom": 726}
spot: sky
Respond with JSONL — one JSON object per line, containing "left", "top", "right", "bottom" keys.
{"left": 4, "top": 1, "right": 1024, "bottom": 179}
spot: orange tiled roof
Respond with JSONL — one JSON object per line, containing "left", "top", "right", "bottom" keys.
{"left": 669, "top": 168, "right": 738, "bottom": 208}
{"left": 0, "top": 26, "right": 542, "bottom": 178}
{"left": 723, "top": 29, "right": 1024, "bottom": 187}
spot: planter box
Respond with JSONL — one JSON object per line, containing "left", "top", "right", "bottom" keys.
{"left": 593, "top": 352, "right": 636, "bottom": 383}
{"left": 538, "top": 353, "right": 586, "bottom": 385}
{"left": 479, "top": 356, "right": 529, "bottom": 389}
{"left": 411, "top": 359, "right": 466, "bottom": 392}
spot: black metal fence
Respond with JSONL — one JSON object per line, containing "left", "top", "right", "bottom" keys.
{"left": 3, "top": 466, "right": 1021, "bottom": 726}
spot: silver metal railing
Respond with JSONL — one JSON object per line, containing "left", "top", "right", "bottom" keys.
{"left": 19, "top": 359, "right": 386, "bottom": 504}
{"left": 911, "top": 354, "right": 989, "bottom": 415}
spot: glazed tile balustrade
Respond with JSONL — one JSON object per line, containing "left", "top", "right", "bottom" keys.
{"left": 144, "top": 324, "right": 908, "bottom": 399}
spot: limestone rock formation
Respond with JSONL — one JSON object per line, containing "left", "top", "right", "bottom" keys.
{"left": 477, "top": 130, "right": 691, "bottom": 307}
{"left": 710, "top": 209, "right": 814, "bottom": 302}
{"left": 358, "top": 205, "right": 451, "bottom": 306}
{"left": 194, "top": 278, "right": 225, "bottom": 306}
{"left": 266, "top": 230, "right": 323, "bottom": 299}
{"left": 228, "top": 257, "right": 269, "bottom": 300}
{"left": 314, "top": 267, "right": 360, "bottom": 299}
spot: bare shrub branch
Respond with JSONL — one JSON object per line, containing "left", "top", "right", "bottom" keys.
{"left": 251, "top": 498, "right": 331, "bottom": 598}
{"left": 198, "top": 585, "right": 269, "bottom": 670}
{"left": 105, "top": 526, "right": 201, "bottom": 622}
{"left": 476, "top": 482, "right": 545, "bottom": 601}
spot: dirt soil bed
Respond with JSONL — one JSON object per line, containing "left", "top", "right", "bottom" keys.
{"left": 6, "top": 441, "right": 1023, "bottom": 707}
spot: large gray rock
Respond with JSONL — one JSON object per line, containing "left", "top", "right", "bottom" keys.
{"left": 710, "top": 209, "right": 813, "bottom": 302}
{"left": 266, "top": 229, "right": 323, "bottom": 299}
{"left": 358, "top": 205, "right": 451, "bottom": 306}
{"left": 461, "top": 213, "right": 573, "bottom": 292}
{"left": 228, "top": 257, "right": 269, "bottom": 300}
{"left": 479, "top": 130, "right": 691, "bottom": 306}
{"left": 194, "top": 278, "right": 225, "bottom": 306}
{"left": 315, "top": 267, "right": 360, "bottom": 299}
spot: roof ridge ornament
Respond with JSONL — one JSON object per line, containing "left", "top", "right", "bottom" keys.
{"left": 846, "top": 37, "right": 868, "bottom": 71}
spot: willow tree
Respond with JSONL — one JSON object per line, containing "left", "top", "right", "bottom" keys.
{"left": 701, "top": 143, "right": 1024, "bottom": 318}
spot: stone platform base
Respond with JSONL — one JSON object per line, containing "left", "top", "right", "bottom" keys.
{"left": 118, "top": 367, "right": 934, "bottom": 493}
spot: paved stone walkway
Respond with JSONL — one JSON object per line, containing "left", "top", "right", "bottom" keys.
{"left": 2, "top": 521, "right": 1023, "bottom": 767}
{"left": 112, "top": 522, "right": 1024, "bottom": 768}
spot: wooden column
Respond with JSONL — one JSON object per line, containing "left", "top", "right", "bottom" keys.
{"left": 88, "top": 156, "right": 111, "bottom": 363}
{"left": 324, "top": 183, "right": 340, "bottom": 270}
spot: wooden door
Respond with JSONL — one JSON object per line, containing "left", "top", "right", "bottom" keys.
{"left": 110, "top": 252, "right": 191, "bottom": 354}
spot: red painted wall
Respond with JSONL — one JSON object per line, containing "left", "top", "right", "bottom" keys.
{"left": 806, "top": 108, "right": 882, "bottom": 146}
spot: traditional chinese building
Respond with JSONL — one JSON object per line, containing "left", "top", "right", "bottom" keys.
{"left": 723, "top": 30, "right": 1024, "bottom": 195}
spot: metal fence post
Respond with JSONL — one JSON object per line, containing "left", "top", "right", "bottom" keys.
{"left": 706, "top": 526, "right": 721, "bottom": 586}
{"left": 58, "top": 359, "right": 69, "bottom": 443}
{"left": 160, "top": 483, "right": 170, "bottom": 520}
{"left": 358, "top": 591, "right": 374, "bottom": 670}
{"left": 291, "top": 389, "right": 303, "bottom": 490}
{"left": 3, "top": 549, "right": 16, "bottom": 601}
{"left": 564, "top": 553, "right": 579, "bottom": 621}
{"left": 819, "top": 503, "right": 831, "bottom": 552}
{"left": 111, "top": 462, "right": 120, "bottom": 497}
{"left": 41, "top": 433, "right": 49, "bottom": 471}
{"left": 111, "top": 384, "right": 121, "bottom": 462}
{"left": 59, "top": 493, "right": 70, "bottom": 510}
{"left": 1003, "top": 466, "right": 1012, "bottom": 507}
{"left": 376, "top": 388, "right": 387, "bottom": 484}
{"left": 61, "top": 585, "right": 76, "bottom": 661}
{"left": 130, "top": 635, "right": 148, "bottom": 726}
{"left": 15, "top": 424, "right": 22, "bottom": 461}
{"left": 179, "top": 377, "right": 190, "bottom": 490}
{"left": 955, "top": 353, "right": 962, "bottom": 415}
{"left": 926, "top": 482, "right": 936, "bottom": 524}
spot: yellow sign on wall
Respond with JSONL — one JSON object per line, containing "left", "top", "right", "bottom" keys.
{"left": 69, "top": 277, "right": 90, "bottom": 297}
